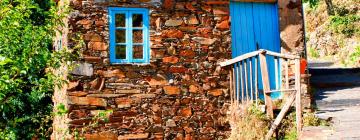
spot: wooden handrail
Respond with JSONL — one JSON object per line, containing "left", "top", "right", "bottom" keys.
{"left": 262, "top": 49, "right": 300, "bottom": 59}
{"left": 219, "top": 49, "right": 299, "bottom": 67}
{"left": 220, "top": 50, "right": 262, "bottom": 67}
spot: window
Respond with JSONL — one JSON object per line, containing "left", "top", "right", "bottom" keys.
{"left": 108, "top": 8, "right": 150, "bottom": 64}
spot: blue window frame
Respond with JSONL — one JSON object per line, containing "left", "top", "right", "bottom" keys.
{"left": 108, "top": 7, "right": 150, "bottom": 64}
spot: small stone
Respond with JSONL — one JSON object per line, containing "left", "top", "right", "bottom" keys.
{"left": 89, "top": 78, "right": 104, "bottom": 91}
{"left": 162, "top": 29, "right": 184, "bottom": 38}
{"left": 184, "top": 127, "right": 194, "bottom": 133}
{"left": 208, "top": 89, "right": 223, "bottom": 96}
{"left": 203, "top": 84, "right": 211, "bottom": 90}
{"left": 148, "top": 77, "right": 168, "bottom": 86}
{"left": 166, "top": 119, "right": 176, "bottom": 127}
{"left": 186, "top": 15, "right": 199, "bottom": 25}
{"left": 87, "top": 94, "right": 125, "bottom": 98}
{"left": 70, "top": 62, "right": 94, "bottom": 76}
{"left": 84, "top": 56, "right": 101, "bottom": 63}
{"left": 213, "top": 8, "right": 229, "bottom": 15}
{"left": 67, "top": 96, "right": 107, "bottom": 107}
{"left": 175, "top": 133, "right": 184, "bottom": 140}
{"left": 189, "top": 85, "right": 198, "bottom": 93}
{"left": 216, "top": 20, "right": 230, "bottom": 29}
{"left": 101, "top": 69, "right": 125, "bottom": 78}
{"left": 185, "top": 134, "right": 193, "bottom": 140}
{"left": 67, "top": 81, "right": 79, "bottom": 91}
{"left": 115, "top": 89, "right": 141, "bottom": 94}
{"left": 179, "top": 50, "right": 196, "bottom": 58}
{"left": 88, "top": 41, "right": 107, "bottom": 51}
{"left": 163, "top": 86, "right": 181, "bottom": 95}
{"left": 83, "top": 33, "right": 102, "bottom": 42}
{"left": 192, "top": 37, "right": 216, "bottom": 45}
{"left": 169, "top": 66, "right": 187, "bottom": 73}
{"left": 95, "top": 20, "right": 105, "bottom": 26}
{"left": 165, "top": 19, "right": 183, "bottom": 27}
{"left": 118, "top": 133, "right": 149, "bottom": 140}
{"left": 115, "top": 98, "right": 133, "bottom": 108}
{"left": 155, "top": 18, "right": 161, "bottom": 30}
{"left": 77, "top": 19, "right": 92, "bottom": 29}
{"left": 163, "top": 56, "right": 179, "bottom": 64}
{"left": 68, "top": 91, "right": 88, "bottom": 97}
{"left": 84, "top": 131, "right": 117, "bottom": 140}
{"left": 185, "top": 2, "right": 196, "bottom": 11}
{"left": 151, "top": 104, "right": 161, "bottom": 112}
{"left": 163, "top": 0, "right": 173, "bottom": 9}
{"left": 131, "top": 94, "right": 156, "bottom": 98}
{"left": 179, "top": 107, "right": 192, "bottom": 118}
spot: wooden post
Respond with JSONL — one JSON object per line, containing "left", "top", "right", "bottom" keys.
{"left": 265, "top": 92, "right": 296, "bottom": 140}
{"left": 249, "top": 59, "right": 253, "bottom": 101}
{"left": 255, "top": 57, "right": 258, "bottom": 105}
{"left": 244, "top": 60, "right": 249, "bottom": 101}
{"left": 259, "top": 52, "right": 274, "bottom": 118}
{"left": 295, "top": 58, "right": 302, "bottom": 134}
{"left": 230, "top": 68, "right": 234, "bottom": 104}
{"left": 285, "top": 59, "right": 289, "bottom": 89}
{"left": 240, "top": 62, "right": 244, "bottom": 102}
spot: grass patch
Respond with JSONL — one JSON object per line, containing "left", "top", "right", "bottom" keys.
{"left": 303, "top": 112, "right": 331, "bottom": 126}
{"left": 308, "top": 47, "right": 320, "bottom": 58}
{"left": 227, "top": 102, "right": 271, "bottom": 140}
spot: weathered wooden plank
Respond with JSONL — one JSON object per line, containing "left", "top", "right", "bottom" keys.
{"left": 244, "top": 60, "right": 249, "bottom": 101}
{"left": 259, "top": 52, "right": 274, "bottom": 118}
{"left": 275, "top": 57, "right": 279, "bottom": 90}
{"left": 265, "top": 92, "right": 296, "bottom": 140}
{"left": 295, "top": 58, "right": 303, "bottom": 134}
{"left": 219, "top": 50, "right": 262, "bottom": 67}
{"left": 236, "top": 63, "right": 240, "bottom": 102}
{"left": 265, "top": 89, "right": 296, "bottom": 93}
{"left": 255, "top": 57, "right": 259, "bottom": 105}
{"left": 230, "top": 68, "right": 234, "bottom": 103}
{"left": 261, "top": 49, "right": 300, "bottom": 59}
{"left": 240, "top": 62, "right": 244, "bottom": 102}
{"left": 249, "top": 59, "right": 253, "bottom": 101}
{"left": 284, "top": 59, "right": 289, "bottom": 89}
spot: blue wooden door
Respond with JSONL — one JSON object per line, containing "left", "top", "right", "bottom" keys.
{"left": 230, "top": 2, "right": 281, "bottom": 99}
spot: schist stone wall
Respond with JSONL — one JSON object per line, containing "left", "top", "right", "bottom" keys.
{"left": 52, "top": 0, "right": 307, "bottom": 139}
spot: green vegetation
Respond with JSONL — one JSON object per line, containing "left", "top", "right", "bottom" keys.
{"left": 227, "top": 102, "right": 271, "bottom": 140}
{"left": 303, "top": 0, "right": 320, "bottom": 8}
{"left": 308, "top": 47, "right": 320, "bottom": 58}
{"left": 329, "top": 14, "right": 360, "bottom": 37}
{"left": 304, "top": 0, "right": 359, "bottom": 67}
{"left": 0, "top": 0, "right": 76, "bottom": 139}
{"left": 303, "top": 112, "right": 330, "bottom": 126}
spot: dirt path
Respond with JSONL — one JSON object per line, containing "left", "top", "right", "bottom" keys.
{"left": 301, "top": 68, "right": 360, "bottom": 140}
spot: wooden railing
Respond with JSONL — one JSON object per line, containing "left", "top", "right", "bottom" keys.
{"left": 220, "top": 49, "right": 302, "bottom": 139}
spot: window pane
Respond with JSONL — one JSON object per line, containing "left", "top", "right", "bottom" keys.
{"left": 133, "top": 30, "right": 143, "bottom": 43}
{"left": 115, "top": 14, "right": 125, "bottom": 27}
{"left": 132, "top": 14, "right": 143, "bottom": 27}
{"left": 133, "top": 45, "right": 143, "bottom": 59}
{"left": 116, "top": 30, "right": 126, "bottom": 43}
{"left": 116, "top": 45, "right": 126, "bottom": 59}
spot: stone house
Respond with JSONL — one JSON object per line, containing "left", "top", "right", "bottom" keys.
{"left": 52, "top": 0, "right": 307, "bottom": 139}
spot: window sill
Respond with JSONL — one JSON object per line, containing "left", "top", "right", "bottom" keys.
{"left": 110, "top": 63, "right": 151, "bottom": 66}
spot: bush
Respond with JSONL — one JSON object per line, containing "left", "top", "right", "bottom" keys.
{"left": 329, "top": 14, "right": 360, "bottom": 37}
